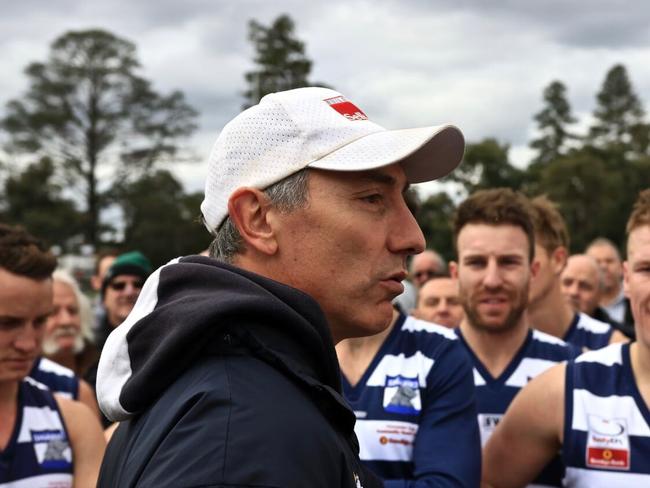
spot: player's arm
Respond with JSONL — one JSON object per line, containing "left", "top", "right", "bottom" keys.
{"left": 482, "top": 362, "right": 565, "bottom": 488}
{"left": 77, "top": 378, "right": 101, "bottom": 418}
{"left": 57, "top": 396, "right": 106, "bottom": 488}
{"left": 609, "top": 329, "right": 629, "bottom": 344}
{"left": 387, "top": 341, "right": 481, "bottom": 487}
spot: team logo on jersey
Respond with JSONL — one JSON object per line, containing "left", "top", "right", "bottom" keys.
{"left": 383, "top": 375, "right": 421, "bottom": 415}
{"left": 31, "top": 429, "right": 72, "bottom": 470}
{"left": 324, "top": 96, "right": 368, "bottom": 121}
{"left": 585, "top": 415, "right": 630, "bottom": 470}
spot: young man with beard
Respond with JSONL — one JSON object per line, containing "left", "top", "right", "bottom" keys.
{"left": 483, "top": 189, "right": 650, "bottom": 487}
{"left": 29, "top": 270, "right": 100, "bottom": 416}
{"left": 527, "top": 196, "right": 627, "bottom": 350}
{"left": 94, "top": 87, "right": 466, "bottom": 488}
{"left": 451, "top": 188, "right": 578, "bottom": 487}
{"left": 0, "top": 224, "right": 105, "bottom": 487}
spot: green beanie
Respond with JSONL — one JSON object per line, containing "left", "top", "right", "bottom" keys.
{"left": 101, "top": 251, "right": 153, "bottom": 295}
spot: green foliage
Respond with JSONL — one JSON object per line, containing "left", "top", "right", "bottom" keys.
{"left": 1, "top": 158, "right": 84, "bottom": 249}
{"left": 588, "top": 64, "right": 647, "bottom": 157}
{"left": 530, "top": 80, "right": 578, "bottom": 165}
{"left": 1, "top": 29, "right": 198, "bottom": 247}
{"left": 243, "top": 14, "right": 328, "bottom": 108}
{"left": 413, "top": 191, "right": 457, "bottom": 262}
{"left": 114, "top": 170, "right": 210, "bottom": 268}
{"left": 446, "top": 138, "right": 524, "bottom": 195}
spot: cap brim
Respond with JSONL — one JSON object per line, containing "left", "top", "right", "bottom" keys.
{"left": 308, "top": 124, "right": 464, "bottom": 183}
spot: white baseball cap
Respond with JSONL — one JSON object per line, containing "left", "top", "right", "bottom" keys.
{"left": 201, "top": 87, "right": 464, "bottom": 232}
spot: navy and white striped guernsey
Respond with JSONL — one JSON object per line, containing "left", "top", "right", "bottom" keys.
{"left": 28, "top": 357, "right": 79, "bottom": 400}
{"left": 0, "top": 377, "right": 73, "bottom": 487}
{"left": 563, "top": 312, "right": 613, "bottom": 351}
{"left": 563, "top": 342, "right": 650, "bottom": 487}
{"left": 342, "top": 314, "right": 481, "bottom": 487}
{"left": 457, "top": 328, "right": 580, "bottom": 488}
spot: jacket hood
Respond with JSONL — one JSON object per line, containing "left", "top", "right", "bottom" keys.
{"left": 97, "top": 256, "right": 343, "bottom": 421}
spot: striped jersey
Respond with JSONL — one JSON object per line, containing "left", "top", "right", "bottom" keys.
{"left": 0, "top": 377, "right": 73, "bottom": 487}
{"left": 28, "top": 357, "right": 79, "bottom": 400}
{"left": 457, "top": 328, "right": 579, "bottom": 487}
{"left": 563, "top": 342, "right": 650, "bottom": 487}
{"left": 342, "top": 314, "right": 480, "bottom": 487}
{"left": 563, "top": 313, "right": 613, "bottom": 351}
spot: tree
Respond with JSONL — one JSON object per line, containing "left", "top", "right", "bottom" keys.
{"left": 115, "top": 170, "right": 210, "bottom": 268}
{"left": 1, "top": 29, "right": 198, "bottom": 247}
{"left": 2, "top": 157, "right": 84, "bottom": 249}
{"left": 243, "top": 14, "right": 327, "bottom": 107}
{"left": 445, "top": 138, "right": 524, "bottom": 196}
{"left": 529, "top": 80, "right": 577, "bottom": 165}
{"left": 588, "top": 64, "right": 647, "bottom": 157}
{"left": 414, "top": 192, "right": 457, "bottom": 262}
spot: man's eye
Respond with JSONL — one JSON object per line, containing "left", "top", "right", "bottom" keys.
{"left": 362, "top": 194, "right": 383, "bottom": 204}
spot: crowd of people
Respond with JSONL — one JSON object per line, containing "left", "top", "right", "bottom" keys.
{"left": 1, "top": 86, "right": 648, "bottom": 487}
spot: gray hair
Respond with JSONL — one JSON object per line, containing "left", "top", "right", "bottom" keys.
{"left": 208, "top": 168, "right": 311, "bottom": 262}
{"left": 51, "top": 269, "right": 93, "bottom": 342}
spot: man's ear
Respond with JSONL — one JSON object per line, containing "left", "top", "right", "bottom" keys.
{"left": 227, "top": 188, "right": 278, "bottom": 256}
{"left": 551, "top": 246, "right": 568, "bottom": 275}
{"left": 449, "top": 260, "right": 459, "bottom": 279}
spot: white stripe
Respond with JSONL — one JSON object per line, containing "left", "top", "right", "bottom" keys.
{"left": 354, "top": 419, "right": 418, "bottom": 462}
{"left": 473, "top": 368, "right": 486, "bottom": 386}
{"left": 564, "top": 466, "right": 650, "bottom": 487}
{"left": 505, "top": 358, "right": 560, "bottom": 387}
{"left": 0, "top": 473, "right": 72, "bottom": 487}
{"left": 37, "top": 357, "right": 75, "bottom": 377}
{"left": 532, "top": 329, "right": 567, "bottom": 346}
{"left": 24, "top": 376, "right": 49, "bottom": 391}
{"left": 575, "top": 343, "right": 623, "bottom": 366}
{"left": 402, "top": 316, "right": 457, "bottom": 339}
{"left": 97, "top": 257, "right": 181, "bottom": 421}
{"left": 366, "top": 351, "right": 434, "bottom": 387}
{"left": 18, "top": 406, "right": 64, "bottom": 443}
{"left": 576, "top": 313, "right": 611, "bottom": 334}
{"left": 571, "top": 389, "right": 650, "bottom": 436}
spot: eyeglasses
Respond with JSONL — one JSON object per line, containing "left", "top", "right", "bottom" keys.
{"left": 108, "top": 280, "right": 144, "bottom": 292}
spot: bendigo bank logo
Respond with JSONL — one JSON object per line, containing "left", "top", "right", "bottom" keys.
{"left": 586, "top": 416, "right": 630, "bottom": 471}
{"left": 324, "top": 96, "right": 368, "bottom": 121}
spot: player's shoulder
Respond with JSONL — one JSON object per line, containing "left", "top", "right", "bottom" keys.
{"left": 401, "top": 315, "right": 457, "bottom": 341}
{"left": 574, "top": 342, "right": 625, "bottom": 366}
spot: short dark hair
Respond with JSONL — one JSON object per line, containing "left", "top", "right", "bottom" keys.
{"left": 453, "top": 188, "right": 535, "bottom": 262}
{"left": 529, "top": 195, "right": 570, "bottom": 254}
{"left": 0, "top": 224, "right": 57, "bottom": 279}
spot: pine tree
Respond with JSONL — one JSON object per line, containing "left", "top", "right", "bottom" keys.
{"left": 243, "top": 14, "right": 327, "bottom": 108}
{"left": 530, "top": 81, "right": 577, "bottom": 165}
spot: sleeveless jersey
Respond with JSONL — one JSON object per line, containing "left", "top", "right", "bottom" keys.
{"left": 563, "top": 313, "right": 613, "bottom": 351}
{"left": 28, "top": 357, "right": 79, "bottom": 400}
{"left": 563, "top": 343, "right": 650, "bottom": 487}
{"left": 342, "top": 314, "right": 480, "bottom": 487}
{"left": 457, "top": 328, "right": 579, "bottom": 487}
{"left": 0, "top": 377, "right": 73, "bottom": 487}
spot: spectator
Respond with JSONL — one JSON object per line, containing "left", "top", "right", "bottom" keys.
{"left": 450, "top": 188, "right": 578, "bottom": 487}
{"left": 561, "top": 254, "right": 634, "bottom": 339}
{"left": 586, "top": 237, "right": 634, "bottom": 328}
{"left": 0, "top": 224, "right": 104, "bottom": 486}
{"left": 95, "top": 87, "right": 465, "bottom": 487}
{"left": 527, "top": 196, "right": 626, "bottom": 350}
{"left": 30, "top": 269, "right": 101, "bottom": 417}
{"left": 483, "top": 188, "right": 650, "bottom": 487}
{"left": 89, "top": 248, "right": 118, "bottom": 340}
{"left": 410, "top": 249, "right": 447, "bottom": 288}
{"left": 412, "top": 274, "right": 464, "bottom": 328}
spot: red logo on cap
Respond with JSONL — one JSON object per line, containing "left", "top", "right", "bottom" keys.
{"left": 324, "top": 96, "right": 368, "bottom": 121}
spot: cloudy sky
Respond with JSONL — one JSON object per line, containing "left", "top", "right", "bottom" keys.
{"left": 2, "top": 0, "right": 650, "bottom": 196}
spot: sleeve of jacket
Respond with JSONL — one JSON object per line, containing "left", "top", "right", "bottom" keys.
{"left": 384, "top": 340, "right": 481, "bottom": 488}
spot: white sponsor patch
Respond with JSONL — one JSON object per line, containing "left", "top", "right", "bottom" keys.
{"left": 586, "top": 415, "right": 630, "bottom": 471}
{"left": 354, "top": 419, "right": 419, "bottom": 462}
{"left": 478, "top": 413, "right": 503, "bottom": 446}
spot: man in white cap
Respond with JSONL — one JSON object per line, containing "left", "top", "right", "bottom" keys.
{"left": 95, "top": 87, "right": 465, "bottom": 488}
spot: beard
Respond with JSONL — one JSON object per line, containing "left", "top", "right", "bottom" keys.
{"left": 461, "top": 282, "right": 529, "bottom": 334}
{"left": 41, "top": 326, "right": 85, "bottom": 356}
